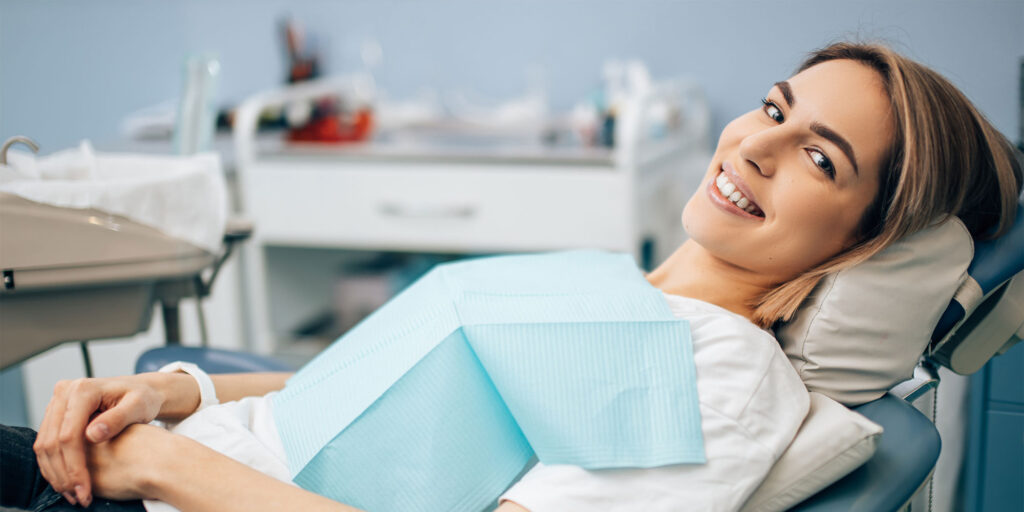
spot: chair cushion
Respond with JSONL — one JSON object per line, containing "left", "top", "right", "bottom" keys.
{"left": 740, "top": 392, "right": 882, "bottom": 512}
{"left": 777, "top": 217, "right": 973, "bottom": 406}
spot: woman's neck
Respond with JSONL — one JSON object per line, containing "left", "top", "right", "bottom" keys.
{"left": 645, "top": 240, "right": 776, "bottom": 321}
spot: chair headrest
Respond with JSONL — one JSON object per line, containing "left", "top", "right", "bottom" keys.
{"left": 930, "top": 198, "right": 1024, "bottom": 374}
{"left": 777, "top": 218, "right": 973, "bottom": 406}
{"left": 932, "top": 198, "right": 1024, "bottom": 342}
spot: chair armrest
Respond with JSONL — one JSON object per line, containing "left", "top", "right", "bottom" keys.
{"left": 135, "top": 346, "right": 294, "bottom": 374}
{"left": 790, "top": 394, "right": 940, "bottom": 511}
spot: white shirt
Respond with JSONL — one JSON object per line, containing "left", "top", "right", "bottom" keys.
{"left": 499, "top": 294, "right": 809, "bottom": 512}
{"left": 144, "top": 293, "right": 809, "bottom": 512}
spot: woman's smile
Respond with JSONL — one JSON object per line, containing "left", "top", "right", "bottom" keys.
{"left": 706, "top": 161, "right": 765, "bottom": 219}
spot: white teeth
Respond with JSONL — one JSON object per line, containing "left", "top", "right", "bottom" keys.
{"left": 716, "top": 170, "right": 760, "bottom": 215}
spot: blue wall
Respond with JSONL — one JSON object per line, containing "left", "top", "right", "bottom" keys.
{"left": 2, "top": 1, "right": 1022, "bottom": 151}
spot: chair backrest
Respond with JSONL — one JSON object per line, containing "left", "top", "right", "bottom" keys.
{"left": 929, "top": 198, "right": 1024, "bottom": 375}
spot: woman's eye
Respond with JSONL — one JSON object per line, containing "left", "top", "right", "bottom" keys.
{"left": 808, "top": 149, "right": 836, "bottom": 180}
{"left": 761, "top": 98, "right": 784, "bottom": 123}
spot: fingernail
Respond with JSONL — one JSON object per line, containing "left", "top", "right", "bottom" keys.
{"left": 87, "top": 423, "right": 109, "bottom": 442}
{"left": 63, "top": 492, "right": 77, "bottom": 505}
{"left": 79, "top": 487, "right": 92, "bottom": 507}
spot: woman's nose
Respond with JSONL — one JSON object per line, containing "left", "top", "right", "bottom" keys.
{"left": 738, "top": 127, "right": 778, "bottom": 177}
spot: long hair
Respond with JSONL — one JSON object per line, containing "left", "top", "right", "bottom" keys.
{"left": 751, "top": 42, "right": 1023, "bottom": 329}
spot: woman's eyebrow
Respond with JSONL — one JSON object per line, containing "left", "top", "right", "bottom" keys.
{"left": 810, "top": 121, "right": 860, "bottom": 175}
{"left": 774, "top": 81, "right": 795, "bottom": 107}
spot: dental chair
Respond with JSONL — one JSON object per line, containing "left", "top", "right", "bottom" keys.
{"left": 788, "top": 198, "right": 1024, "bottom": 511}
{"left": 136, "top": 199, "right": 1024, "bottom": 512}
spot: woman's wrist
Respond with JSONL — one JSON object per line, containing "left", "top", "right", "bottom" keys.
{"left": 158, "top": 362, "right": 219, "bottom": 414}
{"left": 142, "top": 372, "right": 201, "bottom": 421}
{"left": 137, "top": 433, "right": 196, "bottom": 500}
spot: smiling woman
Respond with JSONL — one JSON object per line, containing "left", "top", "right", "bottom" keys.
{"left": 651, "top": 43, "right": 1022, "bottom": 329}
{"left": 681, "top": 59, "right": 892, "bottom": 291}
{"left": 2, "top": 42, "right": 1022, "bottom": 512}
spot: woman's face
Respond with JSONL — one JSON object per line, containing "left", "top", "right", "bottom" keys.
{"left": 682, "top": 59, "right": 894, "bottom": 283}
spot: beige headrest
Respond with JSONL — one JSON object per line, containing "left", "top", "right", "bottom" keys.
{"left": 778, "top": 217, "right": 973, "bottom": 405}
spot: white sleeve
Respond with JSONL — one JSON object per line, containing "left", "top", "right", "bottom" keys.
{"left": 158, "top": 361, "right": 219, "bottom": 412}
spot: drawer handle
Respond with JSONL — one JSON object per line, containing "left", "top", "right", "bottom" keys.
{"left": 378, "top": 202, "right": 477, "bottom": 220}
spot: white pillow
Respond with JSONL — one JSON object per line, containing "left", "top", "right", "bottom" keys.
{"left": 777, "top": 217, "right": 973, "bottom": 406}
{"left": 739, "top": 392, "right": 883, "bottom": 512}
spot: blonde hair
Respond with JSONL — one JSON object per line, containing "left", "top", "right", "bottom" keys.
{"left": 752, "top": 42, "right": 1023, "bottom": 329}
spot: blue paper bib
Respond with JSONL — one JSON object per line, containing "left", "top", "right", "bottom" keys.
{"left": 273, "top": 250, "right": 705, "bottom": 511}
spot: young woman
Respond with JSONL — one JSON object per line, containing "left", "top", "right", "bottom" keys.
{"left": 3, "top": 42, "right": 1021, "bottom": 512}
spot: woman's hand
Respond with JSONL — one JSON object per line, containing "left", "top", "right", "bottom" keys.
{"left": 85, "top": 423, "right": 174, "bottom": 502}
{"left": 33, "top": 374, "right": 196, "bottom": 507}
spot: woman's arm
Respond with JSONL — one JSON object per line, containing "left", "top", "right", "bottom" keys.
{"left": 93, "top": 424, "right": 525, "bottom": 512}
{"left": 145, "top": 371, "right": 292, "bottom": 421}
{"left": 208, "top": 372, "right": 292, "bottom": 408}
{"left": 35, "top": 370, "right": 291, "bottom": 506}
{"left": 495, "top": 501, "right": 531, "bottom": 512}
{"left": 88, "top": 424, "right": 360, "bottom": 512}
{"left": 153, "top": 436, "right": 359, "bottom": 512}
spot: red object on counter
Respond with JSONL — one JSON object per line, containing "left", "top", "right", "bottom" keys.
{"left": 288, "top": 108, "right": 374, "bottom": 143}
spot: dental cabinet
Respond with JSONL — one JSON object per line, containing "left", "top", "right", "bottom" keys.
{"left": 233, "top": 78, "right": 713, "bottom": 355}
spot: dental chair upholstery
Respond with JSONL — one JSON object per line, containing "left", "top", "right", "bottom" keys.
{"left": 136, "top": 200, "right": 1024, "bottom": 512}
{"left": 137, "top": 345, "right": 293, "bottom": 374}
{"left": 789, "top": 395, "right": 939, "bottom": 511}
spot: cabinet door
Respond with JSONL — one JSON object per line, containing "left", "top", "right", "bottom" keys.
{"left": 981, "top": 410, "right": 1024, "bottom": 511}
{"left": 988, "top": 342, "right": 1024, "bottom": 404}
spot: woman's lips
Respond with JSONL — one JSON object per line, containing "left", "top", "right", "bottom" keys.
{"left": 706, "top": 162, "right": 765, "bottom": 220}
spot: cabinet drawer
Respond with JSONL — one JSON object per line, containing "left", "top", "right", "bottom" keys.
{"left": 244, "top": 161, "right": 634, "bottom": 253}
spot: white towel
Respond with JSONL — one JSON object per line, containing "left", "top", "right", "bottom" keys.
{"left": 1, "top": 141, "right": 227, "bottom": 252}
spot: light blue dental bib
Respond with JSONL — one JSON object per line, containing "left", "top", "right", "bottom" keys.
{"left": 273, "top": 250, "right": 705, "bottom": 511}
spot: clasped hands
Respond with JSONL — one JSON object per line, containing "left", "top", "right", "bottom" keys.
{"left": 33, "top": 375, "right": 193, "bottom": 507}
